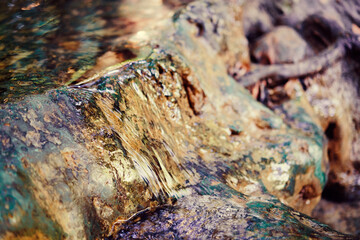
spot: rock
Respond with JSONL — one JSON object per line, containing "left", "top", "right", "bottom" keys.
{"left": 0, "top": 0, "right": 357, "bottom": 239}
{"left": 242, "top": 0, "right": 274, "bottom": 41}
{"left": 113, "top": 194, "right": 349, "bottom": 239}
{"left": 312, "top": 199, "right": 360, "bottom": 236}
{"left": 252, "top": 26, "right": 311, "bottom": 64}
{"left": 163, "top": 0, "right": 195, "bottom": 8}
{"left": 304, "top": 58, "right": 360, "bottom": 204}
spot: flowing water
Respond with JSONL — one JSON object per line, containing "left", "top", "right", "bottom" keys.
{"left": 0, "top": 0, "right": 176, "bottom": 103}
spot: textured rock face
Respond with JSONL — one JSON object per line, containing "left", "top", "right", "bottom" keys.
{"left": 0, "top": 0, "right": 358, "bottom": 239}
{"left": 304, "top": 59, "right": 360, "bottom": 202}
{"left": 113, "top": 194, "right": 348, "bottom": 239}
{"left": 305, "top": 58, "right": 360, "bottom": 235}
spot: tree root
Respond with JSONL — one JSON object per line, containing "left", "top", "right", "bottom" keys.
{"left": 237, "top": 36, "right": 360, "bottom": 87}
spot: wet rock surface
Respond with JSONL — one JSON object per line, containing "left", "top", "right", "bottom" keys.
{"left": 0, "top": 0, "right": 360, "bottom": 239}
{"left": 0, "top": 0, "right": 176, "bottom": 104}
{"left": 112, "top": 194, "right": 347, "bottom": 240}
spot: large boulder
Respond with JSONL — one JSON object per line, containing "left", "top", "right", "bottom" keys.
{"left": 0, "top": 0, "right": 357, "bottom": 239}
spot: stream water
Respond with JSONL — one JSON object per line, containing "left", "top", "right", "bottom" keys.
{"left": 0, "top": 0, "right": 176, "bottom": 103}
